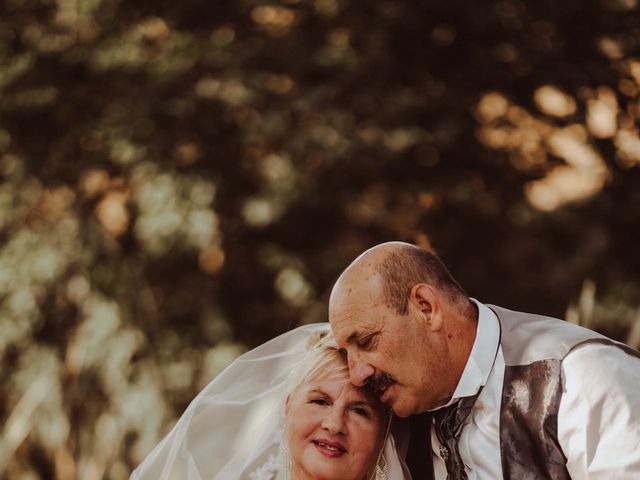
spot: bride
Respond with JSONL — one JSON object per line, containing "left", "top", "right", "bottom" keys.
{"left": 131, "top": 323, "right": 411, "bottom": 479}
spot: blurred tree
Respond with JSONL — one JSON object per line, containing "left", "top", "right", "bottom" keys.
{"left": 0, "top": 0, "right": 639, "bottom": 477}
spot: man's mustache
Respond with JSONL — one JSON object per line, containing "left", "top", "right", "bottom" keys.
{"left": 365, "top": 372, "right": 395, "bottom": 395}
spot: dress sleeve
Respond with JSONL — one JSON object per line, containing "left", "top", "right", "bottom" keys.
{"left": 558, "top": 342, "right": 640, "bottom": 478}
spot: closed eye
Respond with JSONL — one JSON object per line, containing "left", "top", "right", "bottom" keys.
{"left": 357, "top": 333, "right": 377, "bottom": 350}
{"left": 310, "top": 398, "right": 330, "bottom": 406}
{"left": 351, "top": 406, "right": 371, "bottom": 418}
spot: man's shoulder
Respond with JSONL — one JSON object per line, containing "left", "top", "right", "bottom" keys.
{"left": 485, "top": 303, "right": 608, "bottom": 365}
{"left": 486, "top": 303, "right": 601, "bottom": 336}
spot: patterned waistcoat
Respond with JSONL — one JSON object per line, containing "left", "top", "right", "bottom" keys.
{"left": 405, "top": 304, "right": 640, "bottom": 480}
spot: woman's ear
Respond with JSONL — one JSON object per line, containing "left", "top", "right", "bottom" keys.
{"left": 284, "top": 393, "right": 291, "bottom": 415}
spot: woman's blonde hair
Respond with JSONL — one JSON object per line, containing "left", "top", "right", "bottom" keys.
{"left": 285, "top": 331, "right": 350, "bottom": 393}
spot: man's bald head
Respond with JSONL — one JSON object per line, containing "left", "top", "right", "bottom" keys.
{"left": 331, "top": 242, "right": 468, "bottom": 316}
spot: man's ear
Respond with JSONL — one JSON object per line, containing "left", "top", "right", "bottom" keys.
{"left": 410, "top": 283, "right": 442, "bottom": 331}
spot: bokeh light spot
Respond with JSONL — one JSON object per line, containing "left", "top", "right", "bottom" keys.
{"left": 533, "top": 85, "right": 577, "bottom": 118}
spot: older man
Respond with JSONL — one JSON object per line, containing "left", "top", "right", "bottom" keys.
{"left": 329, "top": 242, "right": 640, "bottom": 479}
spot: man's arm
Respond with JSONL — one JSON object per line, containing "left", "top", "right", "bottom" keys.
{"left": 559, "top": 342, "right": 640, "bottom": 477}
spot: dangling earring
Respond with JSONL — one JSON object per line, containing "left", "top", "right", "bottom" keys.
{"left": 279, "top": 434, "right": 291, "bottom": 479}
{"left": 374, "top": 453, "right": 389, "bottom": 480}
{"left": 371, "top": 412, "right": 392, "bottom": 480}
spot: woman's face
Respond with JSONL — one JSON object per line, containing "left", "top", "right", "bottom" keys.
{"left": 284, "top": 364, "right": 387, "bottom": 480}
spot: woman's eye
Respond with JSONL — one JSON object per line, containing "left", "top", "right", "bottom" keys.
{"left": 352, "top": 406, "right": 370, "bottom": 418}
{"left": 310, "top": 398, "right": 329, "bottom": 406}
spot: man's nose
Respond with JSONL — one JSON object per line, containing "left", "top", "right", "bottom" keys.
{"left": 321, "top": 405, "right": 346, "bottom": 435}
{"left": 347, "top": 352, "right": 374, "bottom": 387}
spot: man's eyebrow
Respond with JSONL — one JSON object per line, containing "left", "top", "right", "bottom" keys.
{"left": 345, "top": 331, "right": 359, "bottom": 344}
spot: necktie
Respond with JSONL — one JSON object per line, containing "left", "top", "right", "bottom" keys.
{"left": 433, "top": 388, "right": 483, "bottom": 480}
{"left": 405, "top": 413, "right": 435, "bottom": 480}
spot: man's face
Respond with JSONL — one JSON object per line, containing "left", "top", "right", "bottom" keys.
{"left": 329, "top": 282, "right": 450, "bottom": 417}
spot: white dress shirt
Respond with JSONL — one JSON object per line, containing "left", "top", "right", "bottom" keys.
{"left": 430, "top": 300, "right": 640, "bottom": 479}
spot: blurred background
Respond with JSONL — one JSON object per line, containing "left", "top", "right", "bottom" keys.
{"left": 1, "top": 0, "right": 639, "bottom": 477}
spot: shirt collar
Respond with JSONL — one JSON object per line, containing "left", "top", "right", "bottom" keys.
{"left": 436, "top": 299, "right": 500, "bottom": 409}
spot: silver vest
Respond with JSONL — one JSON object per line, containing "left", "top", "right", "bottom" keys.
{"left": 406, "top": 305, "right": 640, "bottom": 479}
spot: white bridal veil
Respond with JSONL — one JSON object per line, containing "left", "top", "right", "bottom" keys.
{"left": 130, "top": 323, "right": 411, "bottom": 480}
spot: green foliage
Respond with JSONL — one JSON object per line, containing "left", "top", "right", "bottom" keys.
{"left": 1, "top": 0, "right": 639, "bottom": 477}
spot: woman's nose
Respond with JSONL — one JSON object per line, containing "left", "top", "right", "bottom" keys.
{"left": 321, "top": 405, "right": 347, "bottom": 435}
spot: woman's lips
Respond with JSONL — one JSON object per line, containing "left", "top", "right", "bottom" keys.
{"left": 312, "top": 439, "right": 347, "bottom": 458}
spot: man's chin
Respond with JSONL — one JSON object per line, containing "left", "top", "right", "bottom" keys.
{"left": 387, "top": 398, "right": 414, "bottom": 418}
{"left": 391, "top": 407, "right": 413, "bottom": 418}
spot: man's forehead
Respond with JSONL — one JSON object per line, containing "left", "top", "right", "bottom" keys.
{"left": 329, "top": 268, "right": 384, "bottom": 338}
{"left": 330, "top": 310, "right": 373, "bottom": 346}
{"left": 330, "top": 272, "right": 384, "bottom": 309}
